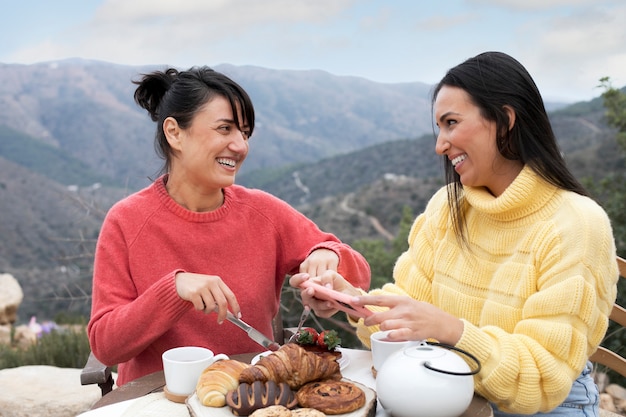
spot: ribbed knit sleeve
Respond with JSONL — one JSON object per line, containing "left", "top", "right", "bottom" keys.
{"left": 353, "top": 167, "right": 619, "bottom": 414}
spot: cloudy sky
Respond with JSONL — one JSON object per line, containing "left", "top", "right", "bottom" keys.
{"left": 2, "top": 0, "right": 625, "bottom": 102}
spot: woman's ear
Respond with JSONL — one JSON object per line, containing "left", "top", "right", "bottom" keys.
{"left": 503, "top": 105, "right": 516, "bottom": 131}
{"left": 163, "top": 117, "right": 182, "bottom": 151}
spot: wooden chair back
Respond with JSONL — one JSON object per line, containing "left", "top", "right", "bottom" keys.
{"left": 590, "top": 256, "right": 626, "bottom": 377}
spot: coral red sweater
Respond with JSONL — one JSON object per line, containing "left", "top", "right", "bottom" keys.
{"left": 88, "top": 176, "right": 370, "bottom": 385}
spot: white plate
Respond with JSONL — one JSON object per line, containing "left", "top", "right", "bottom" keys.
{"left": 251, "top": 348, "right": 350, "bottom": 371}
{"left": 251, "top": 350, "right": 273, "bottom": 364}
{"left": 337, "top": 350, "right": 350, "bottom": 371}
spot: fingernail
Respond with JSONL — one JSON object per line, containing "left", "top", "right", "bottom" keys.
{"left": 237, "top": 312, "right": 242, "bottom": 319}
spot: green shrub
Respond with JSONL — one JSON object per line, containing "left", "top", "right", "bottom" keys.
{"left": 0, "top": 327, "right": 91, "bottom": 369}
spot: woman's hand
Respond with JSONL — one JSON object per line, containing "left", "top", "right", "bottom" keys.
{"left": 298, "top": 248, "right": 339, "bottom": 277}
{"left": 353, "top": 294, "right": 464, "bottom": 345}
{"left": 289, "top": 270, "right": 360, "bottom": 318}
{"left": 175, "top": 272, "right": 240, "bottom": 323}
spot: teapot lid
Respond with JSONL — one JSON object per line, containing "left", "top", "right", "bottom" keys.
{"left": 403, "top": 345, "right": 447, "bottom": 359}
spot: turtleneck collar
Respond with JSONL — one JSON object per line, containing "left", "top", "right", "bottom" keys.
{"left": 462, "top": 166, "right": 559, "bottom": 221}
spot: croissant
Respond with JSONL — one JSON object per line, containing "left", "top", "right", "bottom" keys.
{"left": 196, "top": 359, "right": 251, "bottom": 407}
{"left": 238, "top": 343, "right": 341, "bottom": 390}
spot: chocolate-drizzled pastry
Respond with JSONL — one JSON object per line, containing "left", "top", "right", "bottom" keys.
{"left": 226, "top": 380, "right": 298, "bottom": 416}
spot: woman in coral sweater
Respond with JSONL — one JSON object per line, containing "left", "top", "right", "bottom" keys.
{"left": 291, "top": 52, "right": 618, "bottom": 416}
{"left": 88, "top": 67, "right": 370, "bottom": 386}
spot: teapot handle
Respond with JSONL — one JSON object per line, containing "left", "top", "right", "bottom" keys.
{"left": 422, "top": 342, "right": 481, "bottom": 376}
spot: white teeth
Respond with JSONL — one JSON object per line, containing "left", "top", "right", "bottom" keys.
{"left": 451, "top": 155, "right": 466, "bottom": 167}
{"left": 217, "top": 158, "right": 236, "bottom": 167}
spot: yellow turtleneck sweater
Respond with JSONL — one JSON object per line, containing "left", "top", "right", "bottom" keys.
{"left": 355, "top": 166, "right": 618, "bottom": 414}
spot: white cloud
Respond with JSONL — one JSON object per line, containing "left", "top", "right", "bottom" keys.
{"left": 467, "top": 0, "right": 613, "bottom": 12}
{"left": 516, "top": 3, "right": 626, "bottom": 99}
{"left": 3, "top": 0, "right": 625, "bottom": 101}
{"left": 94, "top": 0, "right": 354, "bottom": 26}
{"left": 9, "top": 0, "right": 358, "bottom": 66}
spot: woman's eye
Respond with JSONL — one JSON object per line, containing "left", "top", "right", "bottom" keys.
{"left": 447, "top": 119, "right": 457, "bottom": 126}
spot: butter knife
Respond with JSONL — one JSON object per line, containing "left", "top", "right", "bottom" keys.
{"left": 226, "top": 312, "right": 280, "bottom": 351}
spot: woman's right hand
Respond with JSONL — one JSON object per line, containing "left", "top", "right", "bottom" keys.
{"left": 175, "top": 272, "right": 240, "bottom": 323}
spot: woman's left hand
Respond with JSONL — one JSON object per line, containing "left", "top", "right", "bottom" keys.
{"left": 299, "top": 248, "right": 339, "bottom": 277}
{"left": 353, "top": 294, "right": 464, "bottom": 345}
{"left": 289, "top": 270, "right": 360, "bottom": 318}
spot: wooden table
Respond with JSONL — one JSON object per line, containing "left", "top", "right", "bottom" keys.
{"left": 90, "top": 350, "right": 493, "bottom": 416}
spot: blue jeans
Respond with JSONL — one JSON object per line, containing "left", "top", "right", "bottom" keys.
{"left": 492, "top": 361, "right": 599, "bottom": 416}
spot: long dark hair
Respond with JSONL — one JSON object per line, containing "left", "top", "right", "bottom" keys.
{"left": 431, "top": 51, "right": 589, "bottom": 240}
{"left": 133, "top": 66, "right": 255, "bottom": 175}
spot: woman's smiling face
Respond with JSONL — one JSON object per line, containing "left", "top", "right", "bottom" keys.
{"left": 434, "top": 85, "right": 522, "bottom": 196}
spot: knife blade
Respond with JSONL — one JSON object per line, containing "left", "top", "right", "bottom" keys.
{"left": 226, "top": 312, "right": 281, "bottom": 351}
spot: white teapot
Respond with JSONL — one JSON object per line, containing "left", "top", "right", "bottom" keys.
{"left": 376, "top": 342, "right": 481, "bottom": 417}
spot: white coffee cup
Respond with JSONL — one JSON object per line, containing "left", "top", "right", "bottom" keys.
{"left": 162, "top": 346, "right": 229, "bottom": 396}
{"left": 370, "top": 330, "right": 417, "bottom": 372}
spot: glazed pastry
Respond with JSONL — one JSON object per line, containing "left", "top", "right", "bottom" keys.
{"left": 296, "top": 380, "right": 365, "bottom": 415}
{"left": 226, "top": 380, "right": 298, "bottom": 416}
{"left": 195, "top": 359, "right": 251, "bottom": 407}
{"left": 239, "top": 343, "right": 341, "bottom": 390}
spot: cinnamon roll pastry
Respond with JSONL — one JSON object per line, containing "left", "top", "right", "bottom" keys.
{"left": 296, "top": 380, "right": 365, "bottom": 415}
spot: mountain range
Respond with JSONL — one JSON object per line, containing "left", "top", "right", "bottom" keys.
{"left": 0, "top": 59, "right": 622, "bottom": 321}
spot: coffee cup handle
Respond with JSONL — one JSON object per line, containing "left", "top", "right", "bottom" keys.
{"left": 211, "top": 353, "right": 229, "bottom": 363}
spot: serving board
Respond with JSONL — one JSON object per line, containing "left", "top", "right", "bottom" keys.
{"left": 186, "top": 379, "right": 376, "bottom": 417}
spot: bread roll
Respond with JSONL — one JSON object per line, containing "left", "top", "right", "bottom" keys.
{"left": 196, "top": 359, "right": 251, "bottom": 407}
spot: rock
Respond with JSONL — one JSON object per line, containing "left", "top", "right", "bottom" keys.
{"left": 0, "top": 324, "right": 10, "bottom": 345}
{"left": 0, "top": 273, "right": 23, "bottom": 324}
{"left": 0, "top": 365, "right": 102, "bottom": 417}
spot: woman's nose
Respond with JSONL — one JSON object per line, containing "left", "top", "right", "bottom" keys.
{"left": 230, "top": 130, "right": 248, "bottom": 151}
{"left": 435, "top": 132, "right": 449, "bottom": 155}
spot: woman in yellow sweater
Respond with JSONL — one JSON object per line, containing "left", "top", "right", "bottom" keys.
{"left": 291, "top": 51, "right": 619, "bottom": 416}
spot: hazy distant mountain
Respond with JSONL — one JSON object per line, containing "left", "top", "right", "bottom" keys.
{"left": 0, "top": 59, "right": 621, "bottom": 321}
{"left": 0, "top": 59, "right": 437, "bottom": 190}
